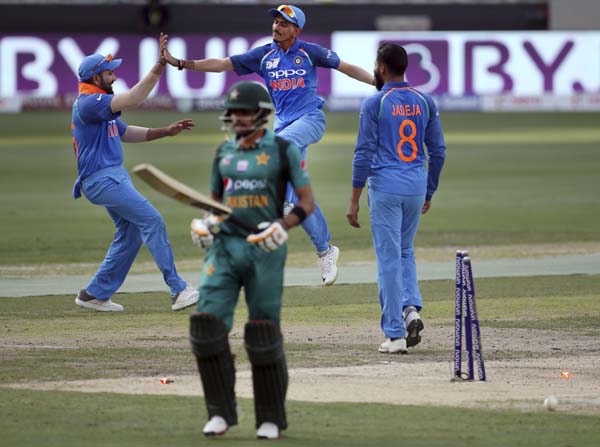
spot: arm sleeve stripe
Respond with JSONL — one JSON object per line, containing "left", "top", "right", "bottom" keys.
{"left": 377, "top": 88, "right": 398, "bottom": 120}
{"left": 299, "top": 48, "right": 314, "bottom": 66}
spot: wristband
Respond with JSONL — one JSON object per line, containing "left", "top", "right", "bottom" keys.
{"left": 177, "top": 59, "right": 185, "bottom": 71}
{"left": 290, "top": 206, "right": 307, "bottom": 223}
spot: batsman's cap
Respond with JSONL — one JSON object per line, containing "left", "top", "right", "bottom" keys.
{"left": 78, "top": 54, "right": 122, "bottom": 82}
{"left": 268, "top": 4, "right": 305, "bottom": 29}
{"left": 224, "top": 81, "right": 274, "bottom": 111}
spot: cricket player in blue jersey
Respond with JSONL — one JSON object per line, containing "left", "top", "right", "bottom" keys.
{"left": 162, "top": 4, "right": 375, "bottom": 286}
{"left": 71, "top": 33, "right": 199, "bottom": 312}
{"left": 346, "top": 43, "right": 446, "bottom": 354}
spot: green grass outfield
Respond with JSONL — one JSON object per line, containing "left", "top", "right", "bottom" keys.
{"left": 1, "top": 111, "right": 599, "bottom": 265}
{"left": 1, "top": 111, "right": 600, "bottom": 446}
{"left": 2, "top": 388, "right": 599, "bottom": 447}
{"left": 2, "top": 276, "right": 600, "bottom": 446}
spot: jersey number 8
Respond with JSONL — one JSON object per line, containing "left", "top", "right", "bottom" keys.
{"left": 397, "top": 120, "right": 418, "bottom": 162}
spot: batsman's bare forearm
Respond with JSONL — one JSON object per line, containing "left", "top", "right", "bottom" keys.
{"left": 280, "top": 185, "right": 314, "bottom": 230}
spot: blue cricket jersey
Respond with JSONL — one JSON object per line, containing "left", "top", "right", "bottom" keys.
{"left": 352, "top": 82, "right": 446, "bottom": 200}
{"left": 230, "top": 39, "right": 340, "bottom": 131}
{"left": 71, "top": 83, "right": 128, "bottom": 189}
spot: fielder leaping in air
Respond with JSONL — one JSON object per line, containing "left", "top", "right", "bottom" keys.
{"left": 162, "top": 4, "right": 375, "bottom": 286}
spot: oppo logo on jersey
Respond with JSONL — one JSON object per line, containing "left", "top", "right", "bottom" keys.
{"left": 224, "top": 177, "right": 268, "bottom": 192}
{"left": 268, "top": 68, "right": 307, "bottom": 79}
{"left": 268, "top": 67, "right": 307, "bottom": 91}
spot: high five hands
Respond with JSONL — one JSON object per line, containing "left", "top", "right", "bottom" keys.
{"left": 158, "top": 33, "right": 180, "bottom": 68}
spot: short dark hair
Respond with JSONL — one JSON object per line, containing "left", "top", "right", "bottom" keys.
{"left": 376, "top": 43, "right": 408, "bottom": 77}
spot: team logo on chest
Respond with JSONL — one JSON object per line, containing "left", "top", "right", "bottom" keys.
{"left": 293, "top": 56, "right": 303, "bottom": 66}
{"left": 256, "top": 152, "right": 270, "bottom": 166}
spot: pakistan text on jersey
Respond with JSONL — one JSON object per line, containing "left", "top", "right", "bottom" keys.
{"left": 226, "top": 194, "right": 270, "bottom": 208}
{"left": 391, "top": 104, "right": 423, "bottom": 117}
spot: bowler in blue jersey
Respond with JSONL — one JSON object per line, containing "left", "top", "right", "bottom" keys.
{"left": 163, "top": 4, "right": 375, "bottom": 286}
{"left": 346, "top": 43, "right": 446, "bottom": 354}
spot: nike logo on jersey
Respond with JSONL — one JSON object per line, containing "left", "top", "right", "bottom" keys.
{"left": 266, "top": 58, "right": 280, "bottom": 69}
{"left": 97, "top": 95, "right": 103, "bottom": 101}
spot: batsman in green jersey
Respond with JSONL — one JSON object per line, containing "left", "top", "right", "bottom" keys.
{"left": 188, "top": 81, "right": 314, "bottom": 440}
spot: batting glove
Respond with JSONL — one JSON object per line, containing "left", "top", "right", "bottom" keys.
{"left": 190, "top": 214, "right": 222, "bottom": 249}
{"left": 246, "top": 221, "right": 288, "bottom": 252}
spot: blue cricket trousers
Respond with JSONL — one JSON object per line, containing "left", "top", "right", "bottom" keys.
{"left": 368, "top": 188, "right": 425, "bottom": 339}
{"left": 276, "top": 109, "right": 331, "bottom": 253}
{"left": 81, "top": 166, "right": 186, "bottom": 300}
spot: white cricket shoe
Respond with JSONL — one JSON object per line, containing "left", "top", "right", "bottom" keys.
{"left": 171, "top": 285, "right": 199, "bottom": 311}
{"left": 318, "top": 245, "right": 339, "bottom": 286}
{"left": 75, "top": 289, "right": 123, "bottom": 312}
{"left": 378, "top": 337, "right": 408, "bottom": 354}
{"left": 203, "top": 415, "right": 229, "bottom": 437}
{"left": 378, "top": 338, "right": 392, "bottom": 353}
{"left": 404, "top": 308, "right": 424, "bottom": 348}
{"left": 257, "top": 422, "right": 280, "bottom": 440}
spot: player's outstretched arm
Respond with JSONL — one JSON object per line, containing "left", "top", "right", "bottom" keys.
{"left": 161, "top": 34, "right": 234, "bottom": 72}
{"left": 110, "top": 33, "right": 168, "bottom": 113}
{"left": 337, "top": 60, "right": 376, "bottom": 86}
{"left": 122, "top": 120, "right": 195, "bottom": 143}
{"left": 173, "top": 55, "right": 234, "bottom": 72}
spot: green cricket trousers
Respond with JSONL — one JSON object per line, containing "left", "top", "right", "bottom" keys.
{"left": 197, "top": 235, "right": 287, "bottom": 330}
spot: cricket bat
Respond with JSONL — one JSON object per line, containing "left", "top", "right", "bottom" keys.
{"left": 132, "top": 163, "right": 258, "bottom": 233}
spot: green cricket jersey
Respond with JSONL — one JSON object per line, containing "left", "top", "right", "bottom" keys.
{"left": 210, "top": 129, "right": 310, "bottom": 238}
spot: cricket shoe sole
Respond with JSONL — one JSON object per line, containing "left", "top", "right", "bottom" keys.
{"left": 405, "top": 317, "right": 424, "bottom": 348}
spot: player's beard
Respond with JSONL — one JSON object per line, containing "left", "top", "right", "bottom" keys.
{"left": 99, "top": 78, "right": 114, "bottom": 94}
{"left": 234, "top": 124, "right": 256, "bottom": 137}
{"left": 373, "top": 69, "right": 384, "bottom": 91}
